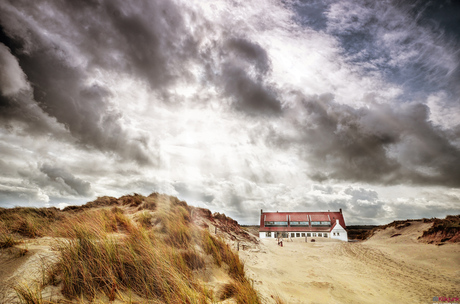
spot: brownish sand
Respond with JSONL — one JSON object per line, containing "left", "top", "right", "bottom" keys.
{"left": 240, "top": 221, "right": 460, "bottom": 304}
{"left": 0, "top": 237, "right": 61, "bottom": 303}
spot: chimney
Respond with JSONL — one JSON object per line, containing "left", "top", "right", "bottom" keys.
{"left": 261, "top": 209, "right": 263, "bottom": 215}
{"left": 339, "top": 208, "right": 342, "bottom": 213}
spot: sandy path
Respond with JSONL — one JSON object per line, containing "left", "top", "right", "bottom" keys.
{"left": 0, "top": 237, "right": 61, "bottom": 303}
{"left": 240, "top": 233, "right": 459, "bottom": 303}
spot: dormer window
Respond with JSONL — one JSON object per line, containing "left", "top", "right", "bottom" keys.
{"left": 290, "top": 221, "right": 309, "bottom": 226}
{"left": 311, "top": 221, "right": 331, "bottom": 226}
{"left": 265, "top": 221, "right": 288, "bottom": 227}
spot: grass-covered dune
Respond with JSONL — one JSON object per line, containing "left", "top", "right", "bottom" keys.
{"left": 0, "top": 193, "right": 261, "bottom": 304}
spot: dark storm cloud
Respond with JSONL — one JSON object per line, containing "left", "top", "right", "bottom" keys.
{"left": 268, "top": 93, "right": 460, "bottom": 187}
{"left": 221, "top": 64, "right": 281, "bottom": 115}
{"left": 0, "top": 0, "right": 205, "bottom": 164}
{"left": 216, "top": 37, "right": 281, "bottom": 115}
{"left": 39, "top": 164, "right": 93, "bottom": 197}
{"left": 225, "top": 38, "right": 271, "bottom": 74}
{"left": 0, "top": 0, "right": 198, "bottom": 89}
{"left": 0, "top": 42, "right": 62, "bottom": 135}
{"left": 0, "top": 0, "right": 283, "bottom": 168}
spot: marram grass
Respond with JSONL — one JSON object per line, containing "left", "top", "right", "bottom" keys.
{"left": 4, "top": 193, "right": 261, "bottom": 304}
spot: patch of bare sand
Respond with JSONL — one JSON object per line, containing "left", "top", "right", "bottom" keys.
{"left": 0, "top": 237, "right": 61, "bottom": 303}
{"left": 240, "top": 223, "right": 459, "bottom": 304}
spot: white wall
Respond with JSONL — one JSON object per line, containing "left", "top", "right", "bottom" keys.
{"left": 260, "top": 230, "right": 347, "bottom": 241}
{"left": 330, "top": 220, "right": 348, "bottom": 242}
{"left": 259, "top": 232, "right": 275, "bottom": 238}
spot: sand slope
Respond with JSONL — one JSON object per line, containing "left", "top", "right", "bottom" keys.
{"left": 240, "top": 221, "right": 460, "bottom": 304}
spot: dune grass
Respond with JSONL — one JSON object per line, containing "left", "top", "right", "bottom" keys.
{"left": 0, "top": 207, "right": 61, "bottom": 238}
{"left": 56, "top": 226, "right": 206, "bottom": 303}
{"left": 4, "top": 193, "right": 261, "bottom": 304}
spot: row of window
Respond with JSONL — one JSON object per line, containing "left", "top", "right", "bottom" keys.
{"left": 264, "top": 232, "right": 335, "bottom": 238}
{"left": 264, "top": 221, "right": 288, "bottom": 226}
{"left": 265, "top": 221, "right": 331, "bottom": 227}
{"left": 264, "top": 232, "right": 341, "bottom": 237}
{"left": 310, "top": 221, "right": 331, "bottom": 226}
{"left": 290, "top": 221, "right": 309, "bottom": 226}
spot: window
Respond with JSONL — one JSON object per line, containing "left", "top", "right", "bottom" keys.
{"left": 296, "top": 233, "right": 300, "bottom": 237}
{"left": 301, "top": 233, "right": 305, "bottom": 237}
{"left": 318, "top": 233, "right": 322, "bottom": 237}
{"left": 311, "top": 221, "right": 331, "bottom": 226}
{"left": 307, "top": 233, "right": 311, "bottom": 237}
{"left": 291, "top": 233, "right": 295, "bottom": 237}
{"left": 290, "top": 221, "right": 309, "bottom": 226}
{"left": 265, "top": 232, "right": 271, "bottom": 237}
{"left": 337, "top": 232, "right": 340, "bottom": 236}
{"left": 323, "top": 233, "right": 327, "bottom": 237}
{"left": 265, "top": 221, "right": 288, "bottom": 226}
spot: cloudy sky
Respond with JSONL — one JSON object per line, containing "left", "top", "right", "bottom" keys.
{"left": 1, "top": 0, "right": 459, "bottom": 225}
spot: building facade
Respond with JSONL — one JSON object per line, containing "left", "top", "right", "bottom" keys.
{"left": 259, "top": 209, "right": 348, "bottom": 242}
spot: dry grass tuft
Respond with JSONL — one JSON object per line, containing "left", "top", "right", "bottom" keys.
{"left": 219, "top": 280, "right": 260, "bottom": 304}
{"left": 181, "top": 249, "right": 206, "bottom": 270}
{"left": 201, "top": 230, "right": 245, "bottom": 280}
{"left": 0, "top": 233, "right": 21, "bottom": 249}
{"left": 14, "top": 284, "right": 45, "bottom": 304}
{"left": 120, "top": 193, "right": 144, "bottom": 207}
{"left": 272, "top": 294, "right": 287, "bottom": 304}
{"left": 0, "top": 207, "right": 61, "bottom": 238}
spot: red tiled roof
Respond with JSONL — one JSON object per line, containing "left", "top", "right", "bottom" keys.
{"left": 289, "top": 213, "right": 309, "bottom": 221}
{"left": 263, "top": 213, "right": 289, "bottom": 221}
{"left": 310, "top": 214, "right": 330, "bottom": 221}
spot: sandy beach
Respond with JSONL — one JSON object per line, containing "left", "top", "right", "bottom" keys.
{"left": 240, "top": 222, "right": 460, "bottom": 304}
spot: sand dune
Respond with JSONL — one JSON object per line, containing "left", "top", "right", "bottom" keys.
{"left": 240, "top": 221, "right": 460, "bottom": 304}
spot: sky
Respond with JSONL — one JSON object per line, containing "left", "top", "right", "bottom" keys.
{"left": 0, "top": 0, "right": 459, "bottom": 225}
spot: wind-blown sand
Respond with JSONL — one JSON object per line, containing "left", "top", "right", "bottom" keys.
{"left": 240, "top": 222, "right": 460, "bottom": 304}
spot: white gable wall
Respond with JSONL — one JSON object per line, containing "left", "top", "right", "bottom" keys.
{"left": 330, "top": 219, "right": 348, "bottom": 242}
